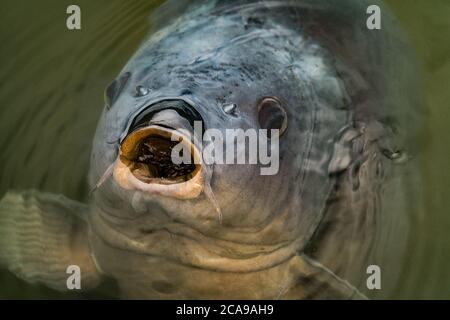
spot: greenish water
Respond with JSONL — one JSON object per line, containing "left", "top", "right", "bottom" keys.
{"left": 0, "top": 0, "right": 449, "bottom": 299}
{"left": 0, "top": 0, "right": 163, "bottom": 299}
{"left": 386, "top": 1, "right": 450, "bottom": 299}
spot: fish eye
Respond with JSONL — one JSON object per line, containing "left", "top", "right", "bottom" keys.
{"left": 104, "top": 72, "right": 131, "bottom": 110}
{"left": 257, "top": 97, "right": 287, "bottom": 138}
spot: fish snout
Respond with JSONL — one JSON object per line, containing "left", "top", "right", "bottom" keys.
{"left": 113, "top": 100, "right": 204, "bottom": 199}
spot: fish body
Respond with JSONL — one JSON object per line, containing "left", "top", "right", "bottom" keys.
{"left": 0, "top": 0, "right": 421, "bottom": 299}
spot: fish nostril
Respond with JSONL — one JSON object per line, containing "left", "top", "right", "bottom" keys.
{"left": 222, "top": 103, "right": 237, "bottom": 116}
{"left": 135, "top": 85, "right": 150, "bottom": 97}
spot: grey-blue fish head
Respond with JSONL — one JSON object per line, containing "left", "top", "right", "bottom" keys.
{"left": 87, "top": 2, "right": 382, "bottom": 273}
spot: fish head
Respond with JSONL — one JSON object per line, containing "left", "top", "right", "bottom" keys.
{"left": 87, "top": 5, "right": 377, "bottom": 274}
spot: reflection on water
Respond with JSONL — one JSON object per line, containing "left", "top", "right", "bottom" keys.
{"left": 0, "top": 0, "right": 449, "bottom": 299}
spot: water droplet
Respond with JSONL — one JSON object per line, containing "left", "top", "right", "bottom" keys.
{"left": 222, "top": 103, "right": 237, "bottom": 115}
{"left": 135, "top": 85, "right": 150, "bottom": 97}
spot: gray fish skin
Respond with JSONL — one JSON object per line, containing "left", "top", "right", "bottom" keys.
{"left": 0, "top": 0, "right": 421, "bottom": 299}
{"left": 87, "top": 0, "right": 420, "bottom": 298}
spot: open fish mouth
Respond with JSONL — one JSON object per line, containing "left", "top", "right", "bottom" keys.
{"left": 122, "top": 126, "right": 201, "bottom": 183}
{"left": 113, "top": 101, "right": 204, "bottom": 199}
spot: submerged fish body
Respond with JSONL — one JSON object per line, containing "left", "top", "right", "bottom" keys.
{"left": 0, "top": 0, "right": 421, "bottom": 299}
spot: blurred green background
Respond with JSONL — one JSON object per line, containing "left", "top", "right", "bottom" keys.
{"left": 0, "top": 0, "right": 449, "bottom": 299}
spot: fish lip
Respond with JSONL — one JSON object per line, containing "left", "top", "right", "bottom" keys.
{"left": 119, "top": 96, "right": 205, "bottom": 145}
{"left": 113, "top": 125, "right": 204, "bottom": 199}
